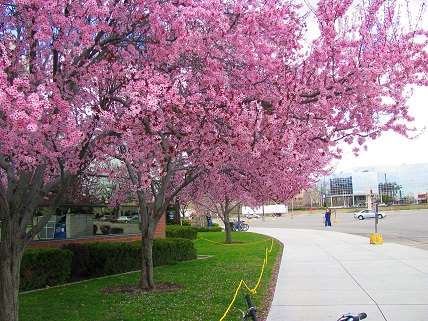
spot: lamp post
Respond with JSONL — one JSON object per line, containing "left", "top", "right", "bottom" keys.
{"left": 370, "top": 193, "right": 383, "bottom": 245}
{"left": 374, "top": 199, "right": 379, "bottom": 234}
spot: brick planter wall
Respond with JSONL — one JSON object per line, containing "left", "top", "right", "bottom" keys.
{"left": 30, "top": 213, "right": 166, "bottom": 249}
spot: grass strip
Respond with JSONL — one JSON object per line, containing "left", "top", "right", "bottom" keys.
{"left": 20, "top": 232, "right": 282, "bottom": 321}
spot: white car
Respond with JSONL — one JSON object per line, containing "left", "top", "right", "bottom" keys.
{"left": 353, "top": 210, "right": 386, "bottom": 220}
{"left": 244, "top": 213, "right": 261, "bottom": 219}
{"left": 116, "top": 216, "right": 130, "bottom": 223}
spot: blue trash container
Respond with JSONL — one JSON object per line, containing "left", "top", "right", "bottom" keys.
{"left": 54, "top": 223, "right": 66, "bottom": 239}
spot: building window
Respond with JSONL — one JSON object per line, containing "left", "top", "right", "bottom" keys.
{"left": 330, "top": 177, "right": 353, "bottom": 195}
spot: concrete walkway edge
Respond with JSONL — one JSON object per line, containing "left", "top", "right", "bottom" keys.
{"left": 252, "top": 228, "right": 428, "bottom": 321}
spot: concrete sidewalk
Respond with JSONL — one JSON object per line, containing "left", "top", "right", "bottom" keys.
{"left": 252, "top": 228, "right": 428, "bottom": 321}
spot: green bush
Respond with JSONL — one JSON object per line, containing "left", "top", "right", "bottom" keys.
{"left": 63, "top": 238, "right": 196, "bottom": 279}
{"left": 62, "top": 242, "right": 139, "bottom": 278}
{"left": 166, "top": 225, "right": 198, "bottom": 240}
{"left": 151, "top": 238, "right": 197, "bottom": 265}
{"left": 193, "top": 226, "right": 223, "bottom": 232}
{"left": 181, "top": 220, "right": 191, "bottom": 226}
{"left": 21, "top": 248, "right": 73, "bottom": 291}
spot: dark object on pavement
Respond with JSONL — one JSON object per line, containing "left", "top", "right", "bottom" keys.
{"left": 337, "top": 312, "right": 367, "bottom": 321}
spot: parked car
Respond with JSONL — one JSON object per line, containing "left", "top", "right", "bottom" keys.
{"left": 129, "top": 215, "right": 140, "bottom": 222}
{"left": 244, "top": 213, "right": 261, "bottom": 219}
{"left": 99, "top": 215, "right": 113, "bottom": 221}
{"left": 116, "top": 216, "right": 131, "bottom": 223}
{"left": 353, "top": 209, "right": 386, "bottom": 220}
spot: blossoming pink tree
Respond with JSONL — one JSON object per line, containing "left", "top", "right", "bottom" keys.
{"left": 100, "top": 0, "right": 313, "bottom": 290}
{"left": 1, "top": 0, "right": 427, "bottom": 319}
{"left": 0, "top": 2, "right": 153, "bottom": 320}
{"left": 186, "top": 125, "right": 332, "bottom": 243}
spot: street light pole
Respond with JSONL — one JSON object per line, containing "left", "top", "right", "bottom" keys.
{"left": 374, "top": 200, "right": 379, "bottom": 234}
{"left": 370, "top": 194, "right": 383, "bottom": 244}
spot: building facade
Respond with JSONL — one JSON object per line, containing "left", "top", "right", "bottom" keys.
{"left": 324, "top": 170, "right": 402, "bottom": 208}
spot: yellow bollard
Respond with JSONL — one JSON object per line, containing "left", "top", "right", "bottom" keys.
{"left": 370, "top": 233, "right": 384, "bottom": 245}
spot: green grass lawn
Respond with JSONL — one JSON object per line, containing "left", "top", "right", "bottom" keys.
{"left": 20, "top": 232, "right": 281, "bottom": 321}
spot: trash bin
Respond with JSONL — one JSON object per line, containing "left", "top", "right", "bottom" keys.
{"left": 54, "top": 223, "right": 66, "bottom": 239}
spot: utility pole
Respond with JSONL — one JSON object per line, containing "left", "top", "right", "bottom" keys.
{"left": 374, "top": 200, "right": 379, "bottom": 234}
{"left": 370, "top": 191, "right": 383, "bottom": 245}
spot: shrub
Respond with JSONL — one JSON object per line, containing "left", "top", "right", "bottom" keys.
{"left": 152, "top": 238, "right": 197, "bottom": 265}
{"left": 166, "top": 225, "right": 198, "bottom": 240}
{"left": 63, "top": 238, "right": 196, "bottom": 279}
{"left": 63, "top": 242, "right": 139, "bottom": 278}
{"left": 21, "top": 248, "right": 73, "bottom": 291}
{"left": 193, "top": 226, "right": 223, "bottom": 232}
{"left": 181, "top": 220, "right": 191, "bottom": 226}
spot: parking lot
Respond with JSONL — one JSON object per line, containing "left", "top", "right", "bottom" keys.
{"left": 248, "top": 209, "right": 428, "bottom": 250}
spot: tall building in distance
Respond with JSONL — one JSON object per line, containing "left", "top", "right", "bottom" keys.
{"left": 293, "top": 163, "right": 428, "bottom": 209}
{"left": 322, "top": 170, "right": 403, "bottom": 208}
{"left": 328, "top": 176, "right": 353, "bottom": 207}
{"left": 378, "top": 182, "right": 402, "bottom": 203}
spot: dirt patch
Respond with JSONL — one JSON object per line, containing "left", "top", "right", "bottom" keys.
{"left": 258, "top": 240, "right": 284, "bottom": 321}
{"left": 101, "top": 283, "right": 182, "bottom": 295}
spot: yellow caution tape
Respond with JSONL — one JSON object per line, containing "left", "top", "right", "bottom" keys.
{"left": 217, "top": 238, "right": 275, "bottom": 321}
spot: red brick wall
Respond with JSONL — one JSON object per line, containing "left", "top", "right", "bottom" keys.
{"left": 30, "top": 213, "right": 167, "bottom": 249}
{"left": 155, "top": 213, "right": 166, "bottom": 238}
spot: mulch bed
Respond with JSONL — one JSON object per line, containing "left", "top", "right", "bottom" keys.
{"left": 258, "top": 241, "right": 284, "bottom": 321}
{"left": 101, "top": 283, "right": 182, "bottom": 295}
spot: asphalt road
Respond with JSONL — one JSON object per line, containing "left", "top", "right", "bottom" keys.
{"left": 247, "top": 209, "right": 428, "bottom": 250}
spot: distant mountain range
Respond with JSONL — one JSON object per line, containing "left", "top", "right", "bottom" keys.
{"left": 329, "top": 163, "right": 428, "bottom": 196}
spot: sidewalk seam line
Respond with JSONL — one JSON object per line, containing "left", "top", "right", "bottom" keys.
{"left": 316, "top": 243, "right": 389, "bottom": 321}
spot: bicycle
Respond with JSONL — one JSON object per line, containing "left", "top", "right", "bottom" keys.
{"left": 241, "top": 294, "right": 257, "bottom": 321}
{"left": 240, "top": 294, "right": 367, "bottom": 321}
{"left": 232, "top": 220, "right": 249, "bottom": 232}
{"left": 337, "top": 313, "right": 367, "bottom": 321}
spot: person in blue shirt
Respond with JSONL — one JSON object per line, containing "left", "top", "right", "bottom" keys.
{"left": 324, "top": 208, "right": 332, "bottom": 227}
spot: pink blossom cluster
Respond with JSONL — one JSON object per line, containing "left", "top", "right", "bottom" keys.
{"left": 0, "top": 0, "right": 426, "bottom": 207}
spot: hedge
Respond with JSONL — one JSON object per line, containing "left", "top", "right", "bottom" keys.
{"left": 193, "top": 226, "right": 223, "bottom": 232}
{"left": 21, "top": 248, "right": 73, "bottom": 291}
{"left": 149, "top": 237, "right": 197, "bottom": 265}
{"left": 181, "top": 220, "right": 191, "bottom": 226}
{"left": 63, "top": 237, "right": 196, "bottom": 279}
{"left": 166, "top": 225, "right": 198, "bottom": 240}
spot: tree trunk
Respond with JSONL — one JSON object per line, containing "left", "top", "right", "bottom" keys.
{"left": 223, "top": 210, "right": 233, "bottom": 244}
{"left": 139, "top": 207, "right": 156, "bottom": 290}
{"left": 0, "top": 221, "right": 23, "bottom": 321}
{"left": 140, "top": 234, "right": 155, "bottom": 290}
